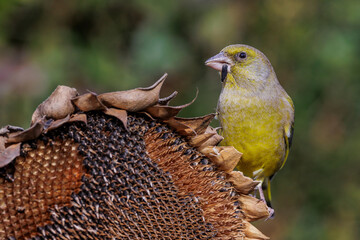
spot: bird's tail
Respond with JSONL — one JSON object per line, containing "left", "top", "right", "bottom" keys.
{"left": 261, "top": 177, "right": 272, "bottom": 208}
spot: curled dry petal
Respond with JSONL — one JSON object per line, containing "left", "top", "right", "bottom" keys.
{"left": 31, "top": 86, "right": 78, "bottom": 125}
{"left": 7, "top": 121, "right": 44, "bottom": 144}
{"left": 69, "top": 114, "right": 87, "bottom": 124}
{"left": 200, "top": 146, "right": 242, "bottom": 173}
{"left": 197, "top": 126, "right": 223, "bottom": 148}
{"left": 243, "top": 221, "right": 270, "bottom": 239}
{"left": 173, "top": 113, "right": 215, "bottom": 136}
{"left": 163, "top": 118, "right": 196, "bottom": 135}
{"left": 145, "top": 105, "right": 184, "bottom": 119}
{"left": 104, "top": 108, "right": 128, "bottom": 129}
{"left": 0, "top": 136, "right": 6, "bottom": 152}
{"left": 189, "top": 133, "right": 216, "bottom": 147}
{"left": 158, "top": 91, "right": 178, "bottom": 105}
{"left": 0, "top": 127, "right": 9, "bottom": 136}
{"left": 72, "top": 92, "right": 107, "bottom": 112}
{"left": 168, "top": 122, "right": 222, "bottom": 146}
{"left": 0, "top": 125, "right": 24, "bottom": 135}
{"left": 0, "top": 143, "right": 21, "bottom": 168}
{"left": 237, "top": 194, "right": 270, "bottom": 222}
{"left": 98, "top": 73, "right": 167, "bottom": 112}
{"left": 188, "top": 125, "right": 224, "bottom": 150}
{"left": 45, "top": 115, "right": 70, "bottom": 133}
{"left": 227, "top": 171, "right": 259, "bottom": 195}
{"left": 145, "top": 89, "right": 198, "bottom": 119}
{"left": 45, "top": 114, "right": 87, "bottom": 133}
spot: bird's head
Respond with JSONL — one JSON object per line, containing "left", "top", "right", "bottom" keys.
{"left": 205, "top": 44, "right": 275, "bottom": 89}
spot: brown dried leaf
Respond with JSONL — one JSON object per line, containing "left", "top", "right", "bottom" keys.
{"left": 0, "top": 125, "right": 24, "bottom": 135}
{"left": 0, "top": 136, "right": 6, "bottom": 152}
{"left": 0, "top": 143, "right": 21, "bottom": 168}
{"left": 238, "top": 194, "right": 270, "bottom": 222}
{"left": 7, "top": 121, "right": 44, "bottom": 144}
{"left": 174, "top": 113, "right": 215, "bottom": 135}
{"left": 31, "top": 86, "right": 78, "bottom": 125}
{"left": 45, "top": 115, "right": 70, "bottom": 133}
{"left": 138, "top": 111, "right": 155, "bottom": 120}
{"left": 69, "top": 113, "right": 87, "bottom": 124}
{"left": 98, "top": 73, "right": 167, "bottom": 112}
{"left": 243, "top": 221, "right": 270, "bottom": 239}
{"left": 145, "top": 104, "right": 185, "bottom": 119}
{"left": 104, "top": 108, "right": 128, "bottom": 129}
{"left": 45, "top": 114, "right": 87, "bottom": 133}
{"left": 163, "top": 118, "right": 196, "bottom": 135}
{"left": 227, "top": 171, "right": 260, "bottom": 195}
{"left": 200, "top": 146, "right": 242, "bottom": 173}
{"left": 197, "top": 126, "right": 223, "bottom": 149}
{"left": 145, "top": 89, "right": 198, "bottom": 119}
{"left": 166, "top": 121, "right": 221, "bottom": 147}
{"left": 0, "top": 128, "right": 8, "bottom": 136}
{"left": 72, "top": 92, "right": 107, "bottom": 112}
{"left": 189, "top": 133, "right": 216, "bottom": 147}
{"left": 158, "top": 91, "right": 178, "bottom": 105}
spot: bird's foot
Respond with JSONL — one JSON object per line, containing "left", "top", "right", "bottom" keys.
{"left": 265, "top": 207, "right": 275, "bottom": 220}
{"left": 255, "top": 183, "right": 275, "bottom": 219}
{"left": 256, "top": 183, "right": 265, "bottom": 202}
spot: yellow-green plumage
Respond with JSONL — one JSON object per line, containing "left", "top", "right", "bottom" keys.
{"left": 206, "top": 44, "right": 294, "bottom": 212}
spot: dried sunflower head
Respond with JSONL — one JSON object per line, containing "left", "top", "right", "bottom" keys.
{"left": 0, "top": 74, "right": 270, "bottom": 240}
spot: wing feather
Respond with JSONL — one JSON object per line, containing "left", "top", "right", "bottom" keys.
{"left": 280, "top": 95, "right": 294, "bottom": 169}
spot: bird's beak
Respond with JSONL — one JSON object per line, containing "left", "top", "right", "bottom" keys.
{"left": 205, "top": 52, "right": 233, "bottom": 82}
{"left": 205, "top": 52, "right": 233, "bottom": 72}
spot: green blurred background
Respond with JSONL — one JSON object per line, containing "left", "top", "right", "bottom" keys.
{"left": 1, "top": 0, "right": 359, "bottom": 239}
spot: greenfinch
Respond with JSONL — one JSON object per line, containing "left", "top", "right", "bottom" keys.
{"left": 205, "top": 44, "right": 294, "bottom": 216}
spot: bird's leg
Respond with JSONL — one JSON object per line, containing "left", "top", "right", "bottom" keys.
{"left": 256, "top": 183, "right": 265, "bottom": 202}
{"left": 255, "top": 183, "right": 275, "bottom": 219}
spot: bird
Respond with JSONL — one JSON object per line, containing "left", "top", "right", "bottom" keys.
{"left": 205, "top": 44, "right": 294, "bottom": 217}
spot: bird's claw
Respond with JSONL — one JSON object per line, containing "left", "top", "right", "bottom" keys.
{"left": 265, "top": 206, "right": 275, "bottom": 220}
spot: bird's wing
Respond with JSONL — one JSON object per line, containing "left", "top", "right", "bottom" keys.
{"left": 280, "top": 95, "right": 294, "bottom": 170}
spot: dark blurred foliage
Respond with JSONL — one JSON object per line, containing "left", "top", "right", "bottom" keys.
{"left": 1, "top": 0, "right": 359, "bottom": 239}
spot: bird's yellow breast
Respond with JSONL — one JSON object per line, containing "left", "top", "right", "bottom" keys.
{"left": 217, "top": 76, "right": 287, "bottom": 180}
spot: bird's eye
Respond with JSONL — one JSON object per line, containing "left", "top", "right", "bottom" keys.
{"left": 235, "top": 51, "right": 247, "bottom": 61}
